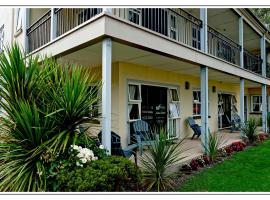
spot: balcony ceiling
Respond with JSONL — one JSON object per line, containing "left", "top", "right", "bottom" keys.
{"left": 60, "top": 41, "right": 261, "bottom": 87}
{"left": 184, "top": 8, "right": 261, "bottom": 53}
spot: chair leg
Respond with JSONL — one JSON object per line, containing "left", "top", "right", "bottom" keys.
{"left": 191, "top": 133, "right": 195, "bottom": 140}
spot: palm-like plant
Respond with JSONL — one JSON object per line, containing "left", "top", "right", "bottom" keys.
{"left": 0, "top": 43, "right": 100, "bottom": 191}
{"left": 241, "top": 118, "right": 258, "bottom": 143}
{"left": 140, "top": 129, "right": 185, "bottom": 191}
{"left": 203, "top": 132, "right": 225, "bottom": 161}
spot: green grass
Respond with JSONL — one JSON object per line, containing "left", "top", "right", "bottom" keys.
{"left": 178, "top": 140, "right": 270, "bottom": 192}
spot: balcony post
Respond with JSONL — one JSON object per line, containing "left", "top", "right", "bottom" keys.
{"left": 22, "top": 8, "right": 30, "bottom": 53}
{"left": 262, "top": 84, "right": 267, "bottom": 133}
{"left": 200, "top": 65, "right": 209, "bottom": 154}
{"left": 50, "top": 8, "right": 57, "bottom": 40}
{"left": 200, "top": 8, "right": 208, "bottom": 53}
{"left": 261, "top": 35, "right": 266, "bottom": 77}
{"left": 102, "top": 37, "right": 112, "bottom": 155}
{"left": 239, "top": 16, "right": 245, "bottom": 132}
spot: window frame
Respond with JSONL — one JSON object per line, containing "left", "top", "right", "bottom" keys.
{"left": 251, "top": 95, "right": 262, "bottom": 113}
{"left": 127, "top": 82, "right": 142, "bottom": 122}
{"left": 193, "top": 89, "right": 201, "bottom": 116}
{"left": 15, "top": 8, "right": 23, "bottom": 33}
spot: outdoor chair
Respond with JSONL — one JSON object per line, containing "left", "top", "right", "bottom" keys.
{"left": 132, "top": 120, "right": 156, "bottom": 155}
{"left": 187, "top": 117, "right": 201, "bottom": 139}
{"left": 225, "top": 114, "right": 242, "bottom": 132}
{"left": 97, "top": 131, "right": 137, "bottom": 165}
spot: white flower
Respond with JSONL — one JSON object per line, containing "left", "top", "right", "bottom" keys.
{"left": 76, "top": 161, "right": 80, "bottom": 166}
{"left": 99, "top": 145, "right": 104, "bottom": 149}
{"left": 93, "top": 156, "right": 98, "bottom": 161}
{"left": 81, "top": 158, "right": 87, "bottom": 164}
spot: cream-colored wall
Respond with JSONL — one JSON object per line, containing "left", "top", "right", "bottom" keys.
{"left": 116, "top": 62, "right": 241, "bottom": 147}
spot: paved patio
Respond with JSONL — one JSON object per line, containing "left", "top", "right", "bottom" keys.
{"left": 180, "top": 129, "right": 242, "bottom": 164}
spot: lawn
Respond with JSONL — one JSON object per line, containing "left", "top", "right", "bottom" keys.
{"left": 178, "top": 140, "right": 270, "bottom": 192}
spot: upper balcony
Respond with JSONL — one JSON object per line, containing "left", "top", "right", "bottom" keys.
{"left": 26, "top": 8, "right": 269, "bottom": 77}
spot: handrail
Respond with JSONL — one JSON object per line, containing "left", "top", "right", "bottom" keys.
{"left": 243, "top": 48, "right": 262, "bottom": 61}
{"left": 168, "top": 8, "right": 202, "bottom": 28}
{"left": 208, "top": 25, "right": 240, "bottom": 49}
{"left": 26, "top": 10, "right": 51, "bottom": 34}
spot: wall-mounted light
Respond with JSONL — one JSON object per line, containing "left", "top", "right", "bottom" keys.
{"left": 185, "top": 81, "right": 190, "bottom": 90}
{"left": 212, "top": 86, "right": 216, "bottom": 93}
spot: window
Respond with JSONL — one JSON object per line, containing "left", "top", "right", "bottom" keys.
{"left": 251, "top": 95, "right": 262, "bottom": 112}
{"left": 169, "top": 14, "right": 177, "bottom": 40}
{"left": 193, "top": 90, "right": 201, "bottom": 116}
{"left": 128, "top": 8, "right": 141, "bottom": 25}
{"left": 16, "top": 8, "right": 22, "bottom": 32}
{"left": 0, "top": 25, "right": 4, "bottom": 53}
{"left": 168, "top": 88, "right": 180, "bottom": 138}
{"left": 192, "top": 26, "right": 201, "bottom": 49}
{"left": 128, "top": 83, "right": 141, "bottom": 121}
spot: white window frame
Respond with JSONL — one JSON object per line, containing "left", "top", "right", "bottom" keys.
{"left": 127, "top": 8, "right": 142, "bottom": 25}
{"left": 168, "top": 87, "right": 180, "bottom": 139}
{"left": 251, "top": 95, "right": 262, "bottom": 112}
{"left": 193, "top": 89, "right": 201, "bottom": 116}
{"left": 127, "top": 83, "right": 142, "bottom": 122}
{"left": 168, "top": 11, "right": 177, "bottom": 40}
{"left": 15, "top": 8, "right": 23, "bottom": 33}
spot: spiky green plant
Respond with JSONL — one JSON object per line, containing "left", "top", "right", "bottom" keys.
{"left": 241, "top": 118, "right": 258, "bottom": 143}
{"left": 203, "top": 132, "right": 225, "bottom": 161}
{"left": 0, "top": 43, "right": 100, "bottom": 191}
{"left": 140, "top": 129, "right": 185, "bottom": 191}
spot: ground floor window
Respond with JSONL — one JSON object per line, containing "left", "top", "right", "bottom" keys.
{"left": 193, "top": 90, "right": 201, "bottom": 116}
{"left": 127, "top": 82, "right": 180, "bottom": 141}
{"left": 251, "top": 95, "right": 262, "bottom": 112}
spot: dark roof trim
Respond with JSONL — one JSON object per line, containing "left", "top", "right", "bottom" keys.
{"left": 245, "top": 8, "right": 269, "bottom": 34}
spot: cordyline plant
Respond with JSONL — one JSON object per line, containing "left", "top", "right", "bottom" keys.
{"left": 140, "top": 129, "right": 186, "bottom": 192}
{"left": 0, "top": 43, "right": 101, "bottom": 191}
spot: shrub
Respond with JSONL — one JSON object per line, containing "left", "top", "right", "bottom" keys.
{"left": 196, "top": 157, "right": 205, "bottom": 168}
{"left": 224, "top": 146, "right": 234, "bottom": 155}
{"left": 241, "top": 118, "right": 258, "bottom": 144}
{"left": 190, "top": 159, "right": 200, "bottom": 170}
{"left": 202, "top": 155, "right": 210, "bottom": 165}
{"left": 258, "top": 133, "right": 267, "bottom": 142}
{"left": 57, "top": 156, "right": 141, "bottom": 192}
{"left": 0, "top": 44, "right": 101, "bottom": 191}
{"left": 203, "top": 132, "right": 225, "bottom": 162}
{"left": 231, "top": 142, "right": 244, "bottom": 152}
{"left": 140, "top": 129, "right": 185, "bottom": 191}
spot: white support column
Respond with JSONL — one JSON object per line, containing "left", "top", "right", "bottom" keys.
{"left": 200, "top": 8, "right": 208, "bottom": 53}
{"left": 22, "top": 8, "right": 30, "bottom": 53}
{"left": 50, "top": 8, "right": 57, "bottom": 41}
{"left": 239, "top": 16, "right": 245, "bottom": 133}
{"left": 102, "top": 38, "right": 112, "bottom": 154}
{"left": 200, "top": 65, "right": 209, "bottom": 154}
{"left": 239, "top": 16, "right": 244, "bottom": 68}
{"left": 261, "top": 35, "right": 266, "bottom": 77}
{"left": 240, "top": 78, "right": 245, "bottom": 134}
{"left": 262, "top": 84, "right": 267, "bottom": 133}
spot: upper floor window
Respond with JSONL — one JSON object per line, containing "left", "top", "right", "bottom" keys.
{"left": 192, "top": 26, "right": 201, "bottom": 50}
{"left": 128, "top": 8, "right": 141, "bottom": 25}
{"left": 0, "top": 25, "right": 4, "bottom": 53}
{"left": 251, "top": 95, "right": 262, "bottom": 112}
{"left": 16, "top": 8, "right": 23, "bottom": 32}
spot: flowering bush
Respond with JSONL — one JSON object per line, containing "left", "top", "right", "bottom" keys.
{"left": 224, "top": 145, "right": 234, "bottom": 155}
{"left": 190, "top": 159, "right": 200, "bottom": 170}
{"left": 57, "top": 156, "right": 142, "bottom": 191}
{"left": 180, "top": 164, "right": 192, "bottom": 172}
{"left": 258, "top": 133, "right": 267, "bottom": 142}
{"left": 70, "top": 145, "right": 98, "bottom": 167}
{"left": 218, "top": 148, "right": 228, "bottom": 157}
{"left": 202, "top": 155, "right": 210, "bottom": 165}
{"left": 231, "top": 142, "right": 244, "bottom": 152}
{"left": 196, "top": 157, "right": 205, "bottom": 168}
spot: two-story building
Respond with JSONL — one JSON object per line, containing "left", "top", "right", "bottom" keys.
{"left": 1, "top": 8, "right": 270, "bottom": 153}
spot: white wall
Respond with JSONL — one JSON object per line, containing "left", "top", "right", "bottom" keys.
{"left": 0, "top": 8, "right": 14, "bottom": 48}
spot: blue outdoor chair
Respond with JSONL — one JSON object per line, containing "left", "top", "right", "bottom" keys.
{"left": 132, "top": 120, "right": 156, "bottom": 155}
{"left": 226, "top": 113, "right": 242, "bottom": 132}
{"left": 97, "top": 131, "right": 138, "bottom": 165}
{"left": 187, "top": 117, "right": 201, "bottom": 139}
